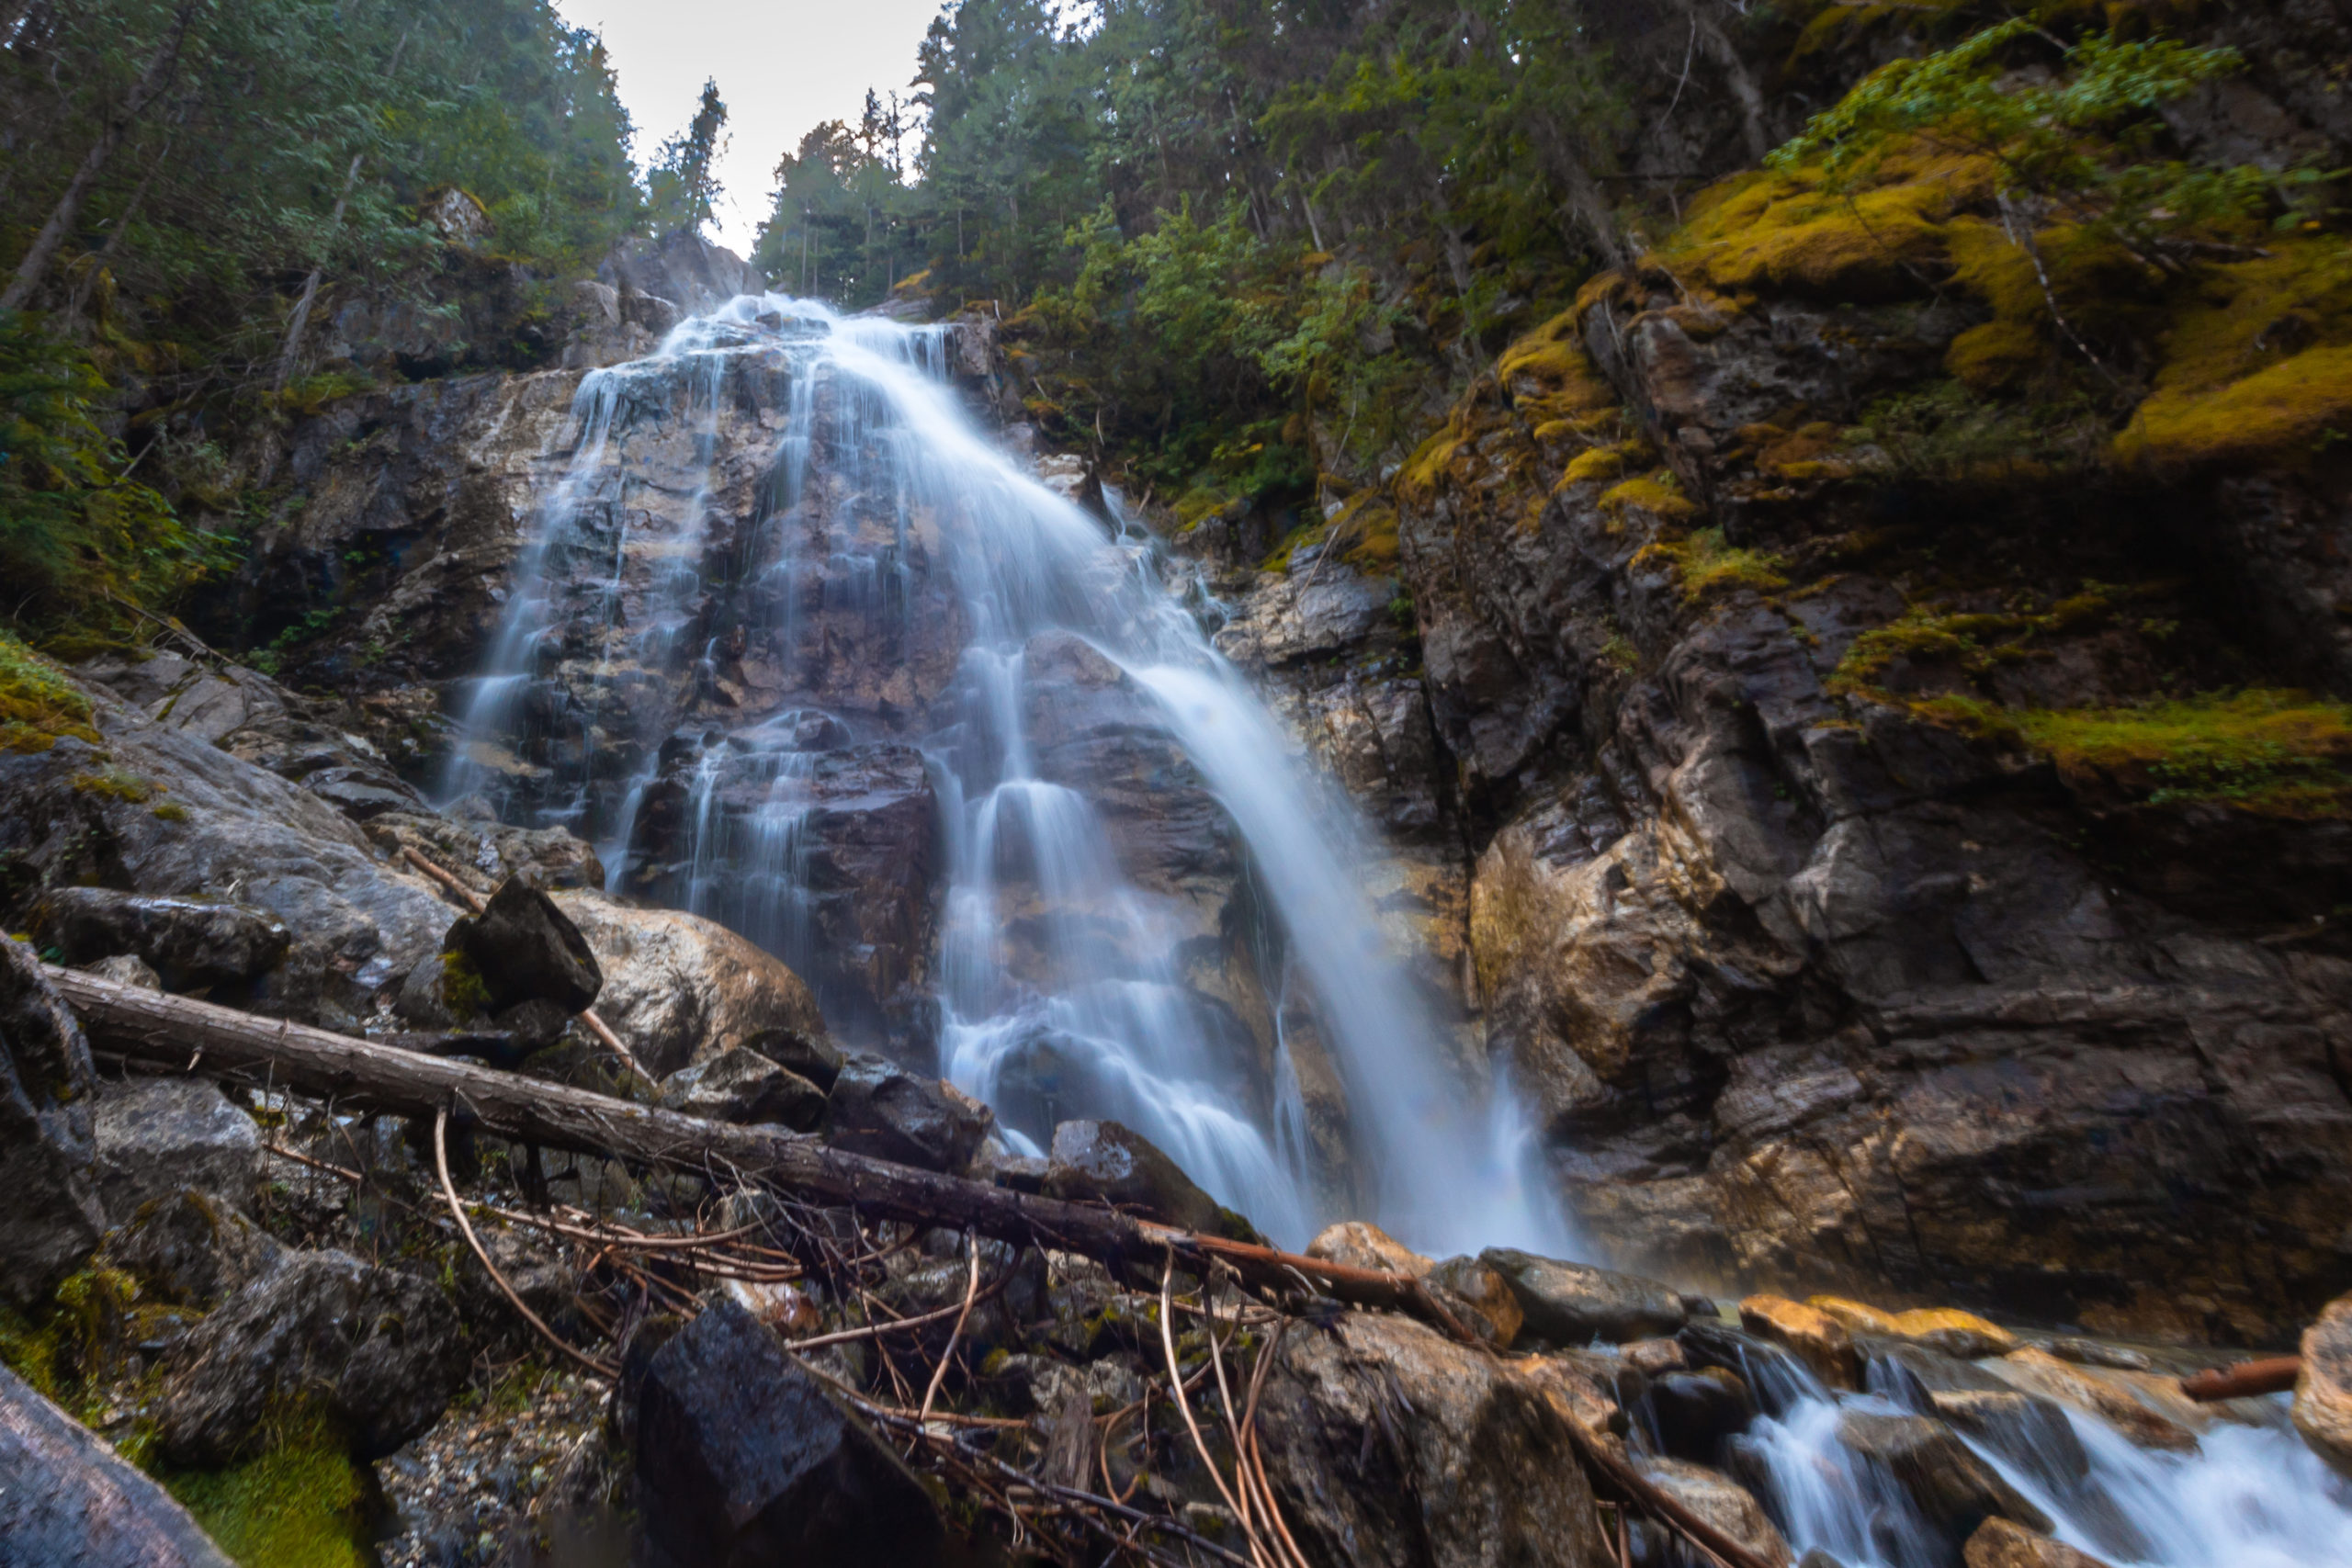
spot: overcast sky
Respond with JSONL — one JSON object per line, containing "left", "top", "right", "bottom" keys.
{"left": 552, "top": 0, "right": 944, "bottom": 260}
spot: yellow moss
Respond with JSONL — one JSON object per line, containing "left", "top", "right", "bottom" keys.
{"left": 160, "top": 1404, "right": 375, "bottom": 1568}
{"left": 2116, "top": 238, "right": 2352, "bottom": 469}
{"left": 1657, "top": 152, "right": 1997, "bottom": 302}
{"left": 72, "top": 767, "right": 159, "bottom": 805}
{"left": 0, "top": 629, "right": 101, "bottom": 754}
{"left": 1631, "top": 526, "right": 1790, "bottom": 603}
{"left": 439, "top": 949, "right": 491, "bottom": 1020}
{"left": 151, "top": 801, "right": 189, "bottom": 823}
{"left": 1340, "top": 504, "right": 1401, "bottom": 569}
{"left": 1495, "top": 310, "right": 1618, "bottom": 413}
{"left": 1944, "top": 318, "right": 2048, "bottom": 393}
{"left": 1562, "top": 446, "right": 1627, "bottom": 486}
{"left": 1600, "top": 473, "right": 1703, "bottom": 523}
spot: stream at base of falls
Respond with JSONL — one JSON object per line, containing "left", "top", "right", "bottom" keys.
{"left": 438, "top": 292, "right": 1565, "bottom": 1259}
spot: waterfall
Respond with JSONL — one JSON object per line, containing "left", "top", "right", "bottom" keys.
{"left": 442, "top": 293, "right": 1568, "bottom": 1257}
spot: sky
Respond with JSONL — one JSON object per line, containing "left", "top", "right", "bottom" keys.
{"left": 552, "top": 0, "right": 944, "bottom": 259}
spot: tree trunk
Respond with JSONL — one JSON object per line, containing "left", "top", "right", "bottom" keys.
{"left": 0, "top": 2, "right": 197, "bottom": 314}
{"left": 45, "top": 964, "right": 1471, "bottom": 1336}
{"left": 273, "top": 151, "right": 365, "bottom": 391}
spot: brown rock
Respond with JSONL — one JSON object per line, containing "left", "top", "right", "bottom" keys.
{"left": 1305, "top": 1220, "right": 1432, "bottom": 1277}
{"left": 1425, "top": 1255, "right": 1524, "bottom": 1349}
{"left": 1634, "top": 1459, "right": 1793, "bottom": 1568}
{"left": 1963, "top": 1517, "right": 2114, "bottom": 1568}
{"left": 1810, "top": 1296, "right": 2018, "bottom": 1359}
{"left": 2294, "top": 1292, "right": 2352, "bottom": 1479}
{"left": 1990, "top": 1348, "right": 2197, "bottom": 1452}
{"left": 1836, "top": 1410, "right": 2052, "bottom": 1540}
{"left": 1739, "top": 1294, "right": 1861, "bottom": 1389}
{"left": 1623, "top": 1337, "right": 1687, "bottom": 1376}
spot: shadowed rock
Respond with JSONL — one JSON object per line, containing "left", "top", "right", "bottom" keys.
{"left": 41, "top": 887, "right": 291, "bottom": 992}
{"left": 93, "top": 1077, "right": 261, "bottom": 1219}
{"left": 454, "top": 875, "right": 603, "bottom": 1014}
{"left": 633, "top": 1297, "right": 947, "bottom": 1568}
{"left": 1043, "top": 1118, "right": 1220, "bottom": 1233}
{"left": 661, "top": 1048, "right": 827, "bottom": 1133}
{"left": 0, "top": 936, "right": 105, "bottom": 1306}
{"left": 1837, "top": 1410, "right": 2052, "bottom": 1545}
{"left": 826, "top": 1056, "right": 992, "bottom": 1175}
{"left": 1, "top": 1362, "right": 232, "bottom": 1567}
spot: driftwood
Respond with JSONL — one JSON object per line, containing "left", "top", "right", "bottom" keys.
{"left": 47, "top": 964, "right": 1460, "bottom": 1337}
{"left": 2180, "top": 1356, "right": 2301, "bottom": 1402}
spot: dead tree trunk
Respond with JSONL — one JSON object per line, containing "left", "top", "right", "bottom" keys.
{"left": 0, "top": 2, "right": 197, "bottom": 314}
{"left": 47, "top": 965, "right": 1466, "bottom": 1336}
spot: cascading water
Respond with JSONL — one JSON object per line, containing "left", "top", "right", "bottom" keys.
{"left": 442, "top": 292, "right": 1566, "bottom": 1257}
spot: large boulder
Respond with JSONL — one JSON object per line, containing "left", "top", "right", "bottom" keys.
{"left": 1043, "top": 1118, "right": 1219, "bottom": 1232}
{"left": 40, "top": 887, "right": 291, "bottom": 993}
{"left": 453, "top": 875, "right": 603, "bottom": 1014}
{"left": 157, "top": 1248, "right": 465, "bottom": 1464}
{"left": 660, "top": 1048, "right": 827, "bottom": 1132}
{"left": 1645, "top": 1367, "right": 1757, "bottom": 1462}
{"left": 826, "top": 1055, "right": 991, "bottom": 1174}
{"left": 1835, "top": 1410, "right": 2052, "bottom": 1544}
{"left": 1482, "top": 1247, "right": 1688, "bottom": 1346}
{"left": 2294, "top": 1292, "right": 2352, "bottom": 1479}
{"left": 1255, "top": 1311, "right": 1613, "bottom": 1568}
{"left": 1739, "top": 1295, "right": 1860, "bottom": 1390}
{"left": 92, "top": 1078, "right": 261, "bottom": 1220}
{"left": 633, "top": 1298, "right": 947, "bottom": 1568}
{"left": 0, "top": 1362, "right": 233, "bottom": 1567}
{"left": 1985, "top": 1348, "right": 2196, "bottom": 1453}
{"left": 1634, "top": 1459, "right": 1792, "bottom": 1568}
{"left": 1424, "top": 1254, "right": 1525, "bottom": 1349}
{"left": 552, "top": 892, "right": 830, "bottom": 1077}
{"left": 0, "top": 937, "right": 106, "bottom": 1305}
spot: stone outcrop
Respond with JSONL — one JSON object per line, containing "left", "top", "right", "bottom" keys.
{"left": 91, "top": 1079, "right": 262, "bottom": 1221}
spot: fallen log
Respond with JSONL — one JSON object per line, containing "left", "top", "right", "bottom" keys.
{"left": 2180, "top": 1356, "right": 2300, "bottom": 1402}
{"left": 45, "top": 964, "right": 1464, "bottom": 1338}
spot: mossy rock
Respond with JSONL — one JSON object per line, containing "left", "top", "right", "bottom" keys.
{"left": 0, "top": 629, "right": 101, "bottom": 754}
{"left": 156, "top": 1404, "right": 380, "bottom": 1568}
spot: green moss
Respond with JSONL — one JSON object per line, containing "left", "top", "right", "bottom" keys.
{"left": 1633, "top": 526, "right": 1790, "bottom": 603}
{"left": 440, "top": 948, "right": 491, "bottom": 1020}
{"left": 0, "top": 628, "right": 101, "bottom": 754}
{"left": 1602, "top": 472, "right": 1703, "bottom": 524}
{"left": 1918, "top": 689, "right": 2352, "bottom": 813}
{"left": 1560, "top": 446, "right": 1627, "bottom": 486}
{"left": 72, "top": 766, "right": 159, "bottom": 805}
{"left": 151, "top": 801, "right": 190, "bottom": 823}
{"left": 0, "top": 1267, "right": 139, "bottom": 1412}
{"left": 2122, "top": 342, "right": 2352, "bottom": 470}
{"left": 158, "top": 1404, "right": 377, "bottom": 1568}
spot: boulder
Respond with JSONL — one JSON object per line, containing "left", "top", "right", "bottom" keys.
{"left": 157, "top": 1247, "right": 465, "bottom": 1464}
{"left": 1963, "top": 1517, "right": 2114, "bottom": 1568}
{"left": 1809, "top": 1297, "right": 2018, "bottom": 1359}
{"left": 1836, "top": 1410, "right": 2053, "bottom": 1542}
{"left": 1634, "top": 1458, "right": 1793, "bottom": 1568}
{"left": 1425, "top": 1254, "right": 1525, "bottom": 1348}
{"left": 1483, "top": 1248, "right": 1688, "bottom": 1346}
{"left": 1739, "top": 1295, "right": 1860, "bottom": 1390}
{"left": 1645, "top": 1367, "right": 1757, "bottom": 1462}
{"left": 1306, "top": 1220, "right": 1433, "bottom": 1277}
{"left": 660, "top": 1049, "right": 827, "bottom": 1133}
{"left": 1255, "top": 1311, "right": 1614, "bottom": 1568}
{"left": 85, "top": 953, "right": 162, "bottom": 990}
{"left": 40, "top": 887, "right": 290, "bottom": 993}
{"left": 1623, "top": 1337, "right": 1687, "bottom": 1376}
{"left": 1988, "top": 1348, "right": 2196, "bottom": 1452}
{"left": 552, "top": 892, "right": 831, "bottom": 1077}
{"left": 0, "top": 1362, "right": 234, "bottom": 1567}
{"left": 453, "top": 876, "right": 602, "bottom": 1014}
{"left": 1927, "top": 1391, "right": 2088, "bottom": 1484}
{"left": 0, "top": 936, "right": 106, "bottom": 1305}
{"left": 746, "top": 1023, "right": 843, "bottom": 1092}
{"left": 99, "top": 1190, "right": 285, "bottom": 1311}
{"left": 92, "top": 1078, "right": 261, "bottom": 1220}
{"left": 824, "top": 1055, "right": 991, "bottom": 1175}
{"left": 1043, "top": 1119, "right": 1219, "bottom": 1233}
{"left": 633, "top": 1298, "right": 948, "bottom": 1568}
{"left": 2294, "top": 1292, "right": 2352, "bottom": 1479}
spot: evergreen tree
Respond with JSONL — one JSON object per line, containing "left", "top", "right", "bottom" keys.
{"left": 650, "top": 78, "right": 729, "bottom": 236}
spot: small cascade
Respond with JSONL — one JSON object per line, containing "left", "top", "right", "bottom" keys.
{"left": 441, "top": 292, "right": 1568, "bottom": 1256}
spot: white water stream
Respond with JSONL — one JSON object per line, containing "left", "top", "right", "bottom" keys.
{"left": 443, "top": 294, "right": 1566, "bottom": 1258}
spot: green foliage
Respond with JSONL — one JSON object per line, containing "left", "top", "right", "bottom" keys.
{"left": 649, "top": 79, "right": 729, "bottom": 238}
{"left": 1771, "top": 21, "right": 2316, "bottom": 269}
{"left": 0, "top": 314, "right": 216, "bottom": 635}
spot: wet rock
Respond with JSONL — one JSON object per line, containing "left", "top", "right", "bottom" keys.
{"left": 1988, "top": 1348, "right": 2196, "bottom": 1452}
{"left": 99, "top": 1189, "right": 285, "bottom": 1309}
{"left": 1836, "top": 1410, "right": 2052, "bottom": 1541}
{"left": 633, "top": 1297, "right": 948, "bottom": 1568}
{"left": 1043, "top": 1119, "right": 1221, "bottom": 1233}
{"left": 660, "top": 1048, "right": 827, "bottom": 1133}
{"left": 1646, "top": 1367, "right": 1757, "bottom": 1462}
{"left": 1306, "top": 1220, "right": 1432, "bottom": 1277}
{"left": 158, "top": 1247, "right": 465, "bottom": 1464}
{"left": 1623, "top": 1337, "right": 1687, "bottom": 1376}
{"left": 1484, "top": 1247, "right": 1688, "bottom": 1346}
{"left": 453, "top": 876, "right": 603, "bottom": 1014}
{"left": 0, "top": 1361, "right": 234, "bottom": 1567}
{"left": 1425, "top": 1254, "right": 1525, "bottom": 1348}
{"left": 92, "top": 1078, "right": 261, "bottom": 1219}
{"left": 362, "top": 812, "right": 605, "bottom": 895}
{"left": 1634, "top": 1458, "right": 1792, "bottom": 1568}
{"left": 2032, "top": 1338, "right": 2152, "bottom": 1372}
{"left": 85, "top": 953, "right": 162, "bottom": 990}
{"left": 1740, "top": 1295, "right": 1861, "bottom": 1389}
{"left": 2294, "top": 1291, "right": 2352, "bottom": 1479}
{"left": 553, "top": 892, "right": 830, "bottom": 1077}
{"left": 978, "top": 1146, "right": 1048, "bottom": 1192}
{"left": 1926, "top": 1391, "right": 2088, "bottom": 1484}
{"left": 40, "top": 887, "right": 291, "bottom": 992}
{"left": 826, "top": 1055, "right": 992, "bottom": 1174}
{"left": 1963, "top": 1517, "right": 2114, "bottom": 1568}
{"left": 1809, "top": 1297, "right": 2018, "bottom": 1359}
{"left": 0, "top": 936, "right": 106, "bottom": 1305}
{"left": 1255, "top": 1311, "right": 1613, "bottom": 1568}
{"left": 747, "top": 1023, "right": 843, "bottom": 1092}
